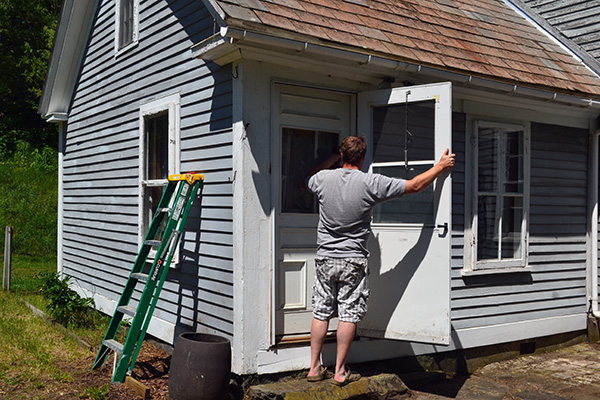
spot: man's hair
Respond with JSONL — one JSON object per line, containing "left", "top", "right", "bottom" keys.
{"left": 340, "top": 136, "right": 367, "bottom": 166}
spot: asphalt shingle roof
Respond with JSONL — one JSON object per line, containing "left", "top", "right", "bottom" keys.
{"left": 211, "top": 0, "right": 600, "bottom": 97}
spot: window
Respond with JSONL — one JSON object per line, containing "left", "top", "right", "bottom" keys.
{"left": 371, "top": 101, "right": 436, "bottom": 225}
{"left": 467, "top": 121, "right": 530, "bottom": 273}
{"left": 116, "top": 0, "right": 139, "bottom": 52}
{"left": 281, "top": 127, "right": 339, "bottom": 213}
{"left": 139, "top": 94, "right": 180, "bottom": 255}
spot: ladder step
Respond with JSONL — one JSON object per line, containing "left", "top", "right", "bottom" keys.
{"left": 131, "top": 272, "right": 148, "bottom": 283}
{"left": 117, "top": 305, "right": 137, "bottom": 318}
{"left": 104, "top": 339, "right": 124, "bottom": 354}
{"left": 144, "top": 240, "right": 162, "bottom": 247}
{"left": 157, "top": 207, "right": 171, "bottom": 213}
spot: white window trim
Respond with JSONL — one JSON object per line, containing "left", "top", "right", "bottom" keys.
{"left": 463, "top": 118, "right": 531, "bottom": 275}
{"left": 115, "top": 0, "right": 139, "bottom": 55}
{"left": 138, "top": 93, "right": 181, "bottom": 261}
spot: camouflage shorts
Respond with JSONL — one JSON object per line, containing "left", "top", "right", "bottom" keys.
{"left": 312, "top": 256, "right": 369, "bottom": 323}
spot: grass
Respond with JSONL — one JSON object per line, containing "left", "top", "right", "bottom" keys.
{"left": 0, "top": 255, "right": 127, "bottom": 399}
{"left": 0, "top": 290, "right": 87, "bottom": 398}
{"left": 0, "top": 143, "right": 58, "bottom": 257}
{"left": 7, "top": 254, "right": 57, "bottom": 293}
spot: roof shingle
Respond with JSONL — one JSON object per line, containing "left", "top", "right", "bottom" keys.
{"left": 213, "top": 0, "right": 600, "bottom": 97}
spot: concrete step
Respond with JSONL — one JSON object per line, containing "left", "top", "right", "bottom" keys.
{"left": 245, "top": 373, "right": 410, "bottom": 400}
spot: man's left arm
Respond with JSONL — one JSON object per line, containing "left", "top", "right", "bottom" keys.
{"left": 404, "top": 148, "right": 455, "bottom": 195}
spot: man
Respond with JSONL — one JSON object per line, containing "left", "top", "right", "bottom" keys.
{"left": 305, "top": 135, "right": 455, "bottom": 386}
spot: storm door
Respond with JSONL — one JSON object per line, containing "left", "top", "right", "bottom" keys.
{"left": 357, "top": 83, "right": 452, "bottom": 345}
{"left": 273, "top": 84, "right": 353, "bottom": 341}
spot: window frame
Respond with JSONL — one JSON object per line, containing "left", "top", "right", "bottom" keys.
{"left": 138, "top": 93, "right": 181, "bottom": 257}
{"left": 115, "top": 0, "right": 139, "bottom": 54}
{"left": 464, "top": 119, "right": 531, "bottom": 275}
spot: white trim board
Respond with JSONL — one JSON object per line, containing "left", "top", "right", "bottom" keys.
{"left": 256, "top": 313, "right": 586, "bottom": 374}
{"left": 72, "top": 284, "right": 176, "bottom": 344}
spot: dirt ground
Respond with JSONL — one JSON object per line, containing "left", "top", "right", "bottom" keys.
{"left": 12, "top": 339, "right": 600, "bottom": 399}
{"left": 9, "top": 342, "right": 174, "bottom": 400}
{"left": 409, "top": 341, "right": 600, "bottom": 400}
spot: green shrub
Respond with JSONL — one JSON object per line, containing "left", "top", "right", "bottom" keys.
{"left": 39, "top": 272, "right": 95, "bottom": 328}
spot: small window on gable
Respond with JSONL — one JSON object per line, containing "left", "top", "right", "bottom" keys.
{"left": 116, "top": 0, "right": 139, "bottom": 52}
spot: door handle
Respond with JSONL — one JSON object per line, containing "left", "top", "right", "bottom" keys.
{"left": 437, "top": 222, "right": 448, "bottom": 236}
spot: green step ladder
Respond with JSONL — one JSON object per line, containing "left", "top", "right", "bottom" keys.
{"left": 91, "top": 173, "right": 204, "bottom": 383}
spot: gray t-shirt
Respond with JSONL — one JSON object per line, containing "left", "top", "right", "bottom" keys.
{"left": 307, "top": 168, "right": 406, "bottom": 258}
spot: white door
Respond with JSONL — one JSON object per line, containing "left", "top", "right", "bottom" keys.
{"left": 273, "top": 84, "right": 354, "bottom": 340}
{"left": 357, "top": 83, "right": 452, "bottom": 345}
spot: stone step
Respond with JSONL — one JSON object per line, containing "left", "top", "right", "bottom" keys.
{"left": 245, "top": 373, "right": 410, "bottom": 400}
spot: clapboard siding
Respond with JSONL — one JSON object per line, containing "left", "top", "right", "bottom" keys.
{"left": 62, "top": 0, "right": 234, "bottom": 339}
{"left": 522, "top": 0, "right": 600, "bottom": 61}
{"left": 450, "top": 118, "right": 588, "bottom": 330}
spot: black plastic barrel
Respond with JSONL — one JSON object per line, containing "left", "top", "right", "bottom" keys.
{"left": 168, "top": 332, "right": 231, "bottom": 400}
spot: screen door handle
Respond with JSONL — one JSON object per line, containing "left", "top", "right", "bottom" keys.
{"left": 437, "top": 222, "right": 448, "bottom": 236}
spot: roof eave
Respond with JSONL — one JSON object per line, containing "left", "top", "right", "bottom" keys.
{"left": 192, "top": 25, "right": 600, "bottom": 110}
{"left": 39, "top": 0, "right": 99, "bottom": 122}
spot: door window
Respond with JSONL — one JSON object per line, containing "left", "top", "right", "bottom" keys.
{"left": 371, "top": 101, "right": 435, "bottom": 225}
{"left": 281, "top": 128, "right": 339, "bottom": 214}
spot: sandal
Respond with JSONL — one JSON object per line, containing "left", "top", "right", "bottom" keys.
{"left": 332, "top": 369, "right": 361, "bottom": 386}
{"left": 307, "top": 366, "right": 333, "bottom": 382}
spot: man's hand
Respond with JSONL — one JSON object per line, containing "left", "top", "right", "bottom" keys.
{"left": 437, "top": 148, "right": 456, "bottom": 172}
{"left": 405, "top": 148, "right": 456, "bottom": 194}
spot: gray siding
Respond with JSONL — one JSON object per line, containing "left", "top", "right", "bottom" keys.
{"left": 451, "top": 118, "right": 588, "bottom": 330}
{"left": 63, "top": 0, "right": 234, "bottom": 338}
{"left": 518, "top": 0, "right": 600, "bottom": 74}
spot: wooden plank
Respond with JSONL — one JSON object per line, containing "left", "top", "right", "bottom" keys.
{"left": 125, "top": 377, "right": 150, "bottom": 400}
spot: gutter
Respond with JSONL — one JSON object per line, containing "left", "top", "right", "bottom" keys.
{"left": 193, "top": 26, "right": 600, "bottom": 110}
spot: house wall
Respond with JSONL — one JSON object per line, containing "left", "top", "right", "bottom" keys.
{"left": 240, "top": 53, "right": 597, "bottom": 372}
{"left": 451, "top": 117, "right": 588, "bottom": 331}
{"left": 62, "top": 0, "right": 234, "bottom": 343}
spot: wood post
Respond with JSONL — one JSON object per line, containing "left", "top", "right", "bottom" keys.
{"left": 3, "top": 226, "right": 12, "bottom": 291}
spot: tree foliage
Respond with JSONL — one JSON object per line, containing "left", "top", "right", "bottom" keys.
{"left": 0, "top": 0, "right": 61, "bottom": 153}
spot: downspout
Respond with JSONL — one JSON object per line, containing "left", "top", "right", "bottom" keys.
{"left": 57, "top": 121, "right": 66, "bottom": 278}
{"left": 591, "top": 129, "right": 600, "bottom": 318}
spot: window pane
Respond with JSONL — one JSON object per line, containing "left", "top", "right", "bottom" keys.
{"left": 372, "top": 101, "right": 435, "bottom": 163}
{"left": 281, "top": 127, "right": 339, "bottom": 213}
{"left": 477, "top": 195, "right": 498, "bottom": 261}
{"left": 119, "top": 0, "right": 134, "bottom": 48}
{"left": 478, "top": 128, "right": 497, "bottom": 193}
{"left": 501, "top": 196, "right": 523, "bottom": 259}
{"left": 143, "top": 185, "right": 168, "bottom": 241}
{"left": 504, "top": 130, "right": 523, "bottom": 193}
{"left": 373, "top": 164, "right": 434, "bottom": 224}
{"left": 146, "top": 112, "right": 169, "bottom": 181}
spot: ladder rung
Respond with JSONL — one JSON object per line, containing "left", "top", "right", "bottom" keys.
{"left": 104, "top": 339, "right": 124, "bottom": 354}
{"left": 117, "top": 305, "right": 137, "bottom": 318}
{"left": 131, "top": 272, "right": 148, "bottom": 282}
{"left": 157, "top": 207, "right": 171, "bottom": 213}
{"left": 144, "top": 240, "right": 162, "bottom": 247}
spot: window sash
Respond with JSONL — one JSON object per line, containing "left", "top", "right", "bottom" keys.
{"left": 473, "top": 121, "right": 528, "bottom": 270}
{"left": 116, "top": 0, "right": 138, "bottom": 51}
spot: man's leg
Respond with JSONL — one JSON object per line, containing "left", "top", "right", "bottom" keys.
{"left": 334, "top": 320, "right": 356, "bottom": 381}
{"left": 308, "top": 317, "right": 329, "bottom": 377}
